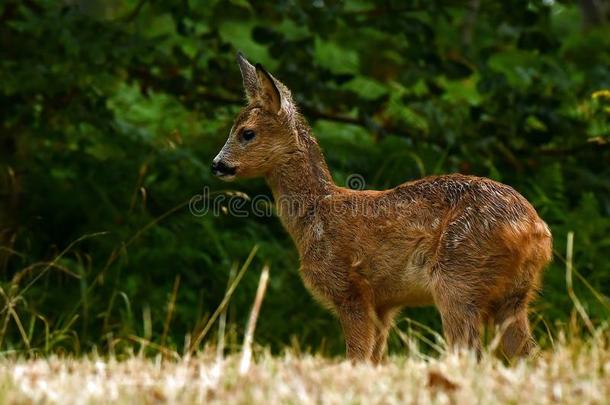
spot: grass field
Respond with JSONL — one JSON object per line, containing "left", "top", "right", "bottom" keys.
{"left": 0, "top": 331, "right": 608, "bottom": 405}
{"left": 1, "top": 243, "right": 607, "bottom": 404}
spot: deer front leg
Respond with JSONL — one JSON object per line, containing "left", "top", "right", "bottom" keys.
{"left": 371, "top": 308, "right": 398, "bottom": 364}
{"left": 338, "top": 303, "right": 376, "bottom": 362}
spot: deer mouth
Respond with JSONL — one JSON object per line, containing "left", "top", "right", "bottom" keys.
{"left": 211, "top": 160, "right": 237, "bottom": 180}
{"left": 216, "top": 173, "right": 236, "bottom": 181}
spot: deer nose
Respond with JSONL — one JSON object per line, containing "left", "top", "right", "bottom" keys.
{"left": 211, "top": 159, "right": 237, "bottom": 176}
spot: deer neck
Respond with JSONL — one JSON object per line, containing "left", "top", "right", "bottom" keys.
{"left": 265, "top": 132, "right": 335, "bottom": 245}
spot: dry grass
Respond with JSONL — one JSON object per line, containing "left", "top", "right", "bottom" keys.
{"left": 0, "top": 332, "right": 608, "bottom": 405}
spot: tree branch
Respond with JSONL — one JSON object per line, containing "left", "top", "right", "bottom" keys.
{"left": 461, "top": 0, "right": 480, "bottom": 46}
{"left": 128, "top": 68, "right": 609, "bottom": 157}
{"left": 123, "top": 0, "right": 147, "bottom": 23}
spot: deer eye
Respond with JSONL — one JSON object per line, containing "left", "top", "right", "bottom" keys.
{"left": 241, "top": 129, "right": 256, "bottom": 142}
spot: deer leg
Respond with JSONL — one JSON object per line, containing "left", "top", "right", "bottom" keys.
{"left": 498, "top": 310, "right": 535, "bottom": 358}
{"left": 371, "top": 308, "right": 398, "bottom": 364}
{"left": 435, "top": 296, "right": 482, "bottom": 357}
{"left": 493, "top": 293, "right": 535, "bottom": 358}
{"left": 338, "top": 304, "right": 376, "bottom": 362}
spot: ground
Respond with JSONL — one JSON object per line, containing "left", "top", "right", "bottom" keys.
{"left": 0, "top": 335, "right": 608, "bottom": 405}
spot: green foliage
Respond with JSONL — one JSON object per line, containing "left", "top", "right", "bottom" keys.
{"left": 0, "top": 0, "right": 608, "bottom": 356}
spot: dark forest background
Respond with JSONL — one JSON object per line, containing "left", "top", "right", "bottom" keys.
{"left": 0, "top": 0, "right": 609, "bottom": 356}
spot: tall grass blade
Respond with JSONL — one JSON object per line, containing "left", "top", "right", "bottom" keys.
{"left": 565, "top": 231, "right": 595, "bottom": 334}
{"left": 160, "top": 275, "right": 181, "bottom": 348}
{"left": 188, "top": 245, "right": 259, "bottom": 354}
{"left": 216, "top": 264, "right": 237, "bottom": 364}
{"left": 240, "top": 264, "right": 270, "bottom": 375}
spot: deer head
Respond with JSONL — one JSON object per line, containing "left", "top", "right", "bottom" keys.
{"left": 211, "top": 53, "right": 299, "bottom": 181}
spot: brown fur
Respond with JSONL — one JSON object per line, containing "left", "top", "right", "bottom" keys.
{"left": 212, "top": 54, "right": 553, "bottom": 362}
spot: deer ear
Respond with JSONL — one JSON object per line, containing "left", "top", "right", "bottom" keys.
{"left": 255, "top": 63, "right": 282, "bottom": 114}
{"left": 236, "top": 52, "right": 258, "bottom": 100}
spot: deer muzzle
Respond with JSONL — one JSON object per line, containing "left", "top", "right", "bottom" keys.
{"left": 211, "top": 158, "right": 237, "bottom": 177}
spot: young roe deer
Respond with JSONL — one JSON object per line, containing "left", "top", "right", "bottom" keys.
{"left": 211, "top": 53, "right": 553, "bottom": 362}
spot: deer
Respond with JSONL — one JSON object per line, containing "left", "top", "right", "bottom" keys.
{"left": 211, "top": 52, "right": 553, "bottom": 363}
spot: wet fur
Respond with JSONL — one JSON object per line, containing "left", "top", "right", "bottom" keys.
{"left": 214, "top": 54, "right": 553, "bottom": 362}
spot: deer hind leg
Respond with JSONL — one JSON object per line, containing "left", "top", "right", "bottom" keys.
{"left": 435, "top": 293, "right": 482, "bottom": 357}
{"left": 371, "top": 308, "right": 398, "bottom": 364}
{"left": 493, "top": 291, "right": 535, "bottom": 358}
